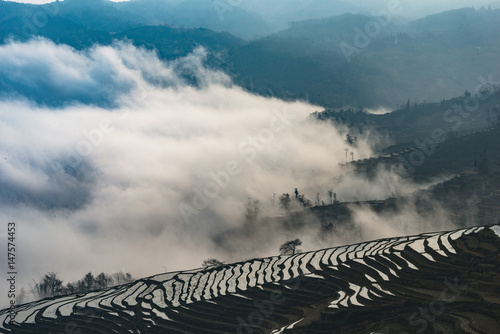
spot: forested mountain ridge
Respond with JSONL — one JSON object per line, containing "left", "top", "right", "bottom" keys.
{"left": 227, "top": 7, "right": 500, "bottom": 108}
{"left": 1, "top": 1, "right": 499, "bottom": 108}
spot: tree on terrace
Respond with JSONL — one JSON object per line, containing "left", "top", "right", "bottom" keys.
{"left": 279, "top": 239, "right": 303, "bottom": 256}
{"left": 202, "top": 258, "right": 224, "bottom": 268}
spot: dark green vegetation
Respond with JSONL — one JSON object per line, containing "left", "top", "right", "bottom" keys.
{"left": 0, "top": 1, "right": 244, "bottom": 54}
{"left": 333, "top": 89, "right": 500, "bottom": 181}
{"left": 313, "top": 89, "right": 500, "bottom": 149}
{"left": 1, "top": 1, "right": 499, "bottom": 108}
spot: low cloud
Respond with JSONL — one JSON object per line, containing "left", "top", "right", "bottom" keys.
{"left": 0, "top": 38, "right": 457, "bottom": 307}
{"left": 0, "top": 38, "right": 226, "bottom": 107}
{"left": 365, "top": 106, "right": 393, "bottom": 115}
{"left": 0, "top": 39, "right": 374, "bottom": 293}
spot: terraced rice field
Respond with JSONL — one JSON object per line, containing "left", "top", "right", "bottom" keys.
{"left": 2, "top": 224, "right": 499, "bottom": 333}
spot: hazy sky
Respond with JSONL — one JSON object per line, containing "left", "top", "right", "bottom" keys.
{"left": 5, "top": 0, "right": 128, "bottom": 3}
{"left": 6, "top": 0, "right": 498, "bottom": 16}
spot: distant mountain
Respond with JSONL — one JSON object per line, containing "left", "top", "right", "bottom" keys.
{"left": 0, "top": 0, "right": 145, "bottom": 33}
{"left": 0, "top": 15, "right": 113, "bottom": 49}
{"left": 0, "top": 0, "right": 243, "bottom": 57}
{"left": 114, "top": 25, "right": 243, "bottom": 62}
{"left": 55, "top": 0, "right": 147, "bottom": 32}
{"left": 235, "top": 0, "right": 365, "bottom": 33}
{"left": 1, "top": 3, "right": 499, "bottom": 109}
{"left": 314, "top": 88, "right": 500, "bottom": 147}
{"left": 226, "top": 7, "right": 500, "bottom": 108}
{"left": 114, "top": 0, "right": 271, "bottom": 39}
{"left": 0, "top": 0, "right": 37, "bottom": 22}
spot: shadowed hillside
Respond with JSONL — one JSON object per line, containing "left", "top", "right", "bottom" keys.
{"left": 1, "top": 224, "right": 499, "bottom": 333}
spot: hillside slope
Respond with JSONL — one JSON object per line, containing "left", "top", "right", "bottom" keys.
{"left": 2, "top": 224, "right": 499, "bottom": 333}
{"left": 227, "top": 8, "right": 500, "bottom": 108}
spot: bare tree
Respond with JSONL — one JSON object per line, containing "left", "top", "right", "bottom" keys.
{"left": 16, "top": 288, "right": 27, "bottom": 305}
{"left": 279, "top": 193, "right": 291, "bottom": 211}
{"left": 111, "top": 272, "right": 134, "bottom": 286}
{"left": 83, "top": 272, "right": 95, "bottom": 292}
{"left": 28, "top": 271, "right": 135, "bottom": 301}
{"left": 32, "top": 272, "right": 63, "bottom": 299}
{"left": 345, "top": 134, "right": 358, "bottom": 147}
{"left": 95, "top": 273, "right": 113, "bottom": 290}
{"left": 244, "top": 198, "right": 260, "bottom": 224}
{"left": 297, "top": 194, "right": 312, "bottom": 208}
{"left": 279, "top": 239, "right": 302, "bottom": 256}
{"left": 202, "top": 258, "right": 224, "bottom": 268}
